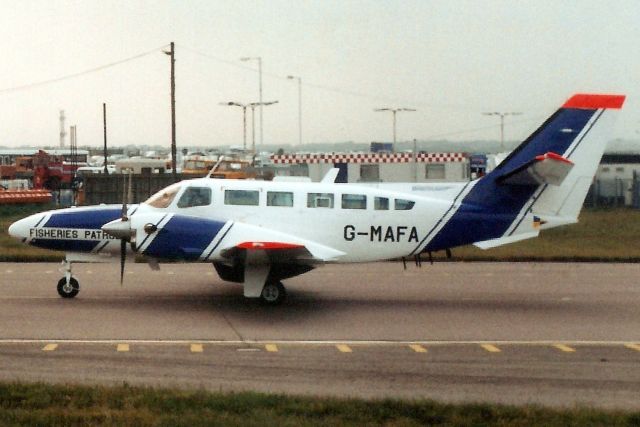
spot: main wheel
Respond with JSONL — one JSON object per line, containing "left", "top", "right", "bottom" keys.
{"left": 57, "top": 277, "right": 79, "bottom": 298}
{"left": 260, "top": 281, "right": 286, "bottom": 305}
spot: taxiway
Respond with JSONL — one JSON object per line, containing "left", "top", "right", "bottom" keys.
{"left": 1, "top": 261, "right": 639, "bottom": 409}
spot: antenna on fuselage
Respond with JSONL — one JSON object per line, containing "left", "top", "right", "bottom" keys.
{"left": 206, "top": 155, "right": 225, "bottom": 178}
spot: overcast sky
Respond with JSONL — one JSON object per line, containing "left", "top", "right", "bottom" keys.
{"left": 1, "top": 0, "right": 638, "bottom": 150}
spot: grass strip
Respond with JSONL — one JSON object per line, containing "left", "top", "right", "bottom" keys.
{"left": 0, "top": 382, "right": 638, "bottom": 426}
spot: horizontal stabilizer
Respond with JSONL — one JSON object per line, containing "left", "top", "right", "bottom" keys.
{"left": 473, "top": 231, "right": 540, "bottom": 250}
{"left": 496, "top": 152, "right": 574, "bottom": 186}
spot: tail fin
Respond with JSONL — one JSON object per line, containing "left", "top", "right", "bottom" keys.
{"left": 526, "top": 94, "right": 625, "bottom": 221}
{"left": 424, "top": 93, "right": 625, "bottom": 252}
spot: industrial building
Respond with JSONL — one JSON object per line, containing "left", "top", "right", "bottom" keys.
{"left": 269, "top": 152, "right": 469, "bottom": 183}
{"left": 589, "top": 153, "right": 640, "bottom": 208}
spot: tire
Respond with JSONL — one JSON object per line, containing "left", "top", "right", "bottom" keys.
{"left": 260, "top": 281, "right": 286, "bottom": 306}
{"left": 57, "top": 277, "right": 79, "bottom": 298}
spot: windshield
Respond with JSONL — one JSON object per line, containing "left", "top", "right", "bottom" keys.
{"left": 144, "top": 183, "right": 182, "bottom": 208}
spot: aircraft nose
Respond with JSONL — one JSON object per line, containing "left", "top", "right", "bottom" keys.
{"left": 8, "top": 213, "right": 45, "bottom": 241}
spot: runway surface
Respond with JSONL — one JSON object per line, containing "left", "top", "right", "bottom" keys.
{"left": 1, "top": 261, "right": 639, "bottom": 409}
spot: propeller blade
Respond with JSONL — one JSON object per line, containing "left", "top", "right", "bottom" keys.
{"left": 127, "top": 171, "right": 133, "bottom": 205}
{"left": 120, "top": 238, "right": 126, "bottom": 285}
{"left": 121, "top": 173, "right": 128, "bottom": 220}
{"left": 115, "top": 171, "right": 134, "bottom": 285}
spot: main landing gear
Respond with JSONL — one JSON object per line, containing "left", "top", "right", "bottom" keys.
{"left": 57, "top": 259, "right": 80, "bottom": 298}
{"left": 260, "top": 281, "right": 286, "bottom": 306}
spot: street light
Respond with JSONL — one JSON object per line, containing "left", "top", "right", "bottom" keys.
{"left": 220, "top": 102, "right": 248, "bottom": 150}
{"left": 240, "top": 57, "right": 263, "bottom": 146}
{"left": 248, "top": 101, "right": 278, "bottom": 154}
{"left": 287, "top": 75, "right": 302, "bottom": 145}
{"left": 374, "top": 107, "right": 416, "bottom": 152}
{"left": 482, "top": 111, "right": 522, "bottom": 152}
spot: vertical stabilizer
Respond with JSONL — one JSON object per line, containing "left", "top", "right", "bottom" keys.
{"left": 424, "top": 93, "right": 625, "bottom": 252}
{"left": 531, "top": 94, "right": 625, "bottom": 220}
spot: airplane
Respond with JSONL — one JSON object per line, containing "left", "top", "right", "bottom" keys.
{"left": 8, "top": 93, "right": 626, "bottom": 305}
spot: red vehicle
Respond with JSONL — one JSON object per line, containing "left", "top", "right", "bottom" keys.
{"left": 31, "top": 150, "right": 84, "bottom": 190}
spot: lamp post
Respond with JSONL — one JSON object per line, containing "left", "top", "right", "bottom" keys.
{"left": 248, "top": 101, "right": 278, "bottom": 154}
{"left": 163, "top": 42, "right": 177, "bottom": 181}
{"left": 482, "top": 111, "right": 522, "bottom": 152}
{"left": 287, "top": 75, "right": 302, "bottom": 145}
{"left": 240, "top": 57, "right": 263, "bottom": 146}
{"left": 220, "top": 102, "right": 248, "bottom": 150}
{"left": 374, "top": 107, "right": 416, "bottom": 152}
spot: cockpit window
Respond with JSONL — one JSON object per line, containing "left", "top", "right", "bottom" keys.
{"left": 177, "top": 186, "right": 212, "bottom": 208}
{"left": 144, "top": 183, "right": 181, "bottom": 208}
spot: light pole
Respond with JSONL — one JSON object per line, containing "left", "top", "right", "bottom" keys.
{"left": 240, "top": 57, "right": 263, "bottom": 146}
{"left": 163, "top": 42, "right": 177, "bottom": 181}
{"left": 374, "top": 107, "right": 416, "bottom": 152}
{"left": 248, "top": 101, "right": 278, "bottom": 154}
{"left": 482, "top": 111, "right": 522, "bottom": 152}
{"left": 220, "top": 102, "right": 248, "bottom": 150}
{"left": 287, "top": 75, "right": 302, "bottom": 145}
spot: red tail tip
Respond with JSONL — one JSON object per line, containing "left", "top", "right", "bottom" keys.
{"left": 562, "top": 94, "right": 626, "bottom": 110}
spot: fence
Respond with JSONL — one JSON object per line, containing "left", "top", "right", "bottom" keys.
{"left": 585, "top": 173, "right": 640, "bottom": 209}
{"left": 81, "top": 174, "right": 200, "bottom": 205}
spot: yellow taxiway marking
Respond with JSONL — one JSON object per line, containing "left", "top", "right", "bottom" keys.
{"left": 480, "top": 344, "right": 501, "bottom": 353}
{"left": 116, "top": 344, "right": 130, "bottom": 352}
{"left": 190, "top": 344, "right": 203, "bottom": 353}
{"left": 624, "top": 343, "right": 640, "bottom": 352}
{"left": 42, "top": 343, "right": 58, "bottom": 351}
{"left": 409, "top": 344, "right": 427, "bottom": 353}
{"left": 336, "top": 344, "right": 352, "bottom": 353}
{"left": 265, "top": 344, "right": 278, "bottom": 352}
{"left": 553, "top": 344, "right": 576, "bottom": 353}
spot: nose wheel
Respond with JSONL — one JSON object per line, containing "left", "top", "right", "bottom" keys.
{"left": 57, "top": 258, "right": 80, "bottom": 298}
{"left": 57, "top": 277, "right": 79, "bottom": 298}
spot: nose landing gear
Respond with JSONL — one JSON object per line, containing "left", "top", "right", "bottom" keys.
{"left": 57, "top": 259, "right": 80, "bottom": 298}
{"left": 57, "top": 277, "right": 79, "bottom": 298}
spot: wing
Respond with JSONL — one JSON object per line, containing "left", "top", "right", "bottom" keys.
{"left": 220, "top": 240, "right": 345, "bottom": 263}
{"left": 215, "top": 227, "right": 346, "bottom": 298}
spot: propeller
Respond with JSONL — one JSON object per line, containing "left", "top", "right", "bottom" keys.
{"left": 102, "top": 172, "right": 135, "bottom": 285}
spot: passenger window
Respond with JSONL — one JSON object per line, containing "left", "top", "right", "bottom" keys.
{"left": 307, "top": 193, "right": 334, "bottom": 208}
{"left": 267, "top": 191, "right": 293, "bottom": 207}
{"left": 374, "top": 197, "right": 389, "bottom": 210}
{"left": 395, "top": 199, "right": 415, "bottom": 210}
{"left": 225, "top": 190, "right": 259, "bottom": 206}
{"left": 177, "top": 187, "right": 212, "bottom": 208}
{"left": 341, "top": 194, "right": 366, "bottom": 209}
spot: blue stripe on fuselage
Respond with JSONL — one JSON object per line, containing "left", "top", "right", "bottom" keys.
{"left": 425, "top": 108, "right": 598, "bottom": 252}
{"left": 143, "top": 215, "right": 226, "bottom": 260}
{"left": 44, "top": 208, "right": 122, "bottom": 229}
{"left": 30, "top": 208, "right": 122, "bottom": 252}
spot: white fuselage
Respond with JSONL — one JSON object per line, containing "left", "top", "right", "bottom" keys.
{"left": 141, "top": 178, "right": 469, "bottom": 262}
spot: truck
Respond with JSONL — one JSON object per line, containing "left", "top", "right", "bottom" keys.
{"left": 182, "top": 156, "right": 256, "bottom": 179}
{"left": 0, "top": 150, "right": 84, "bottom": 190}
